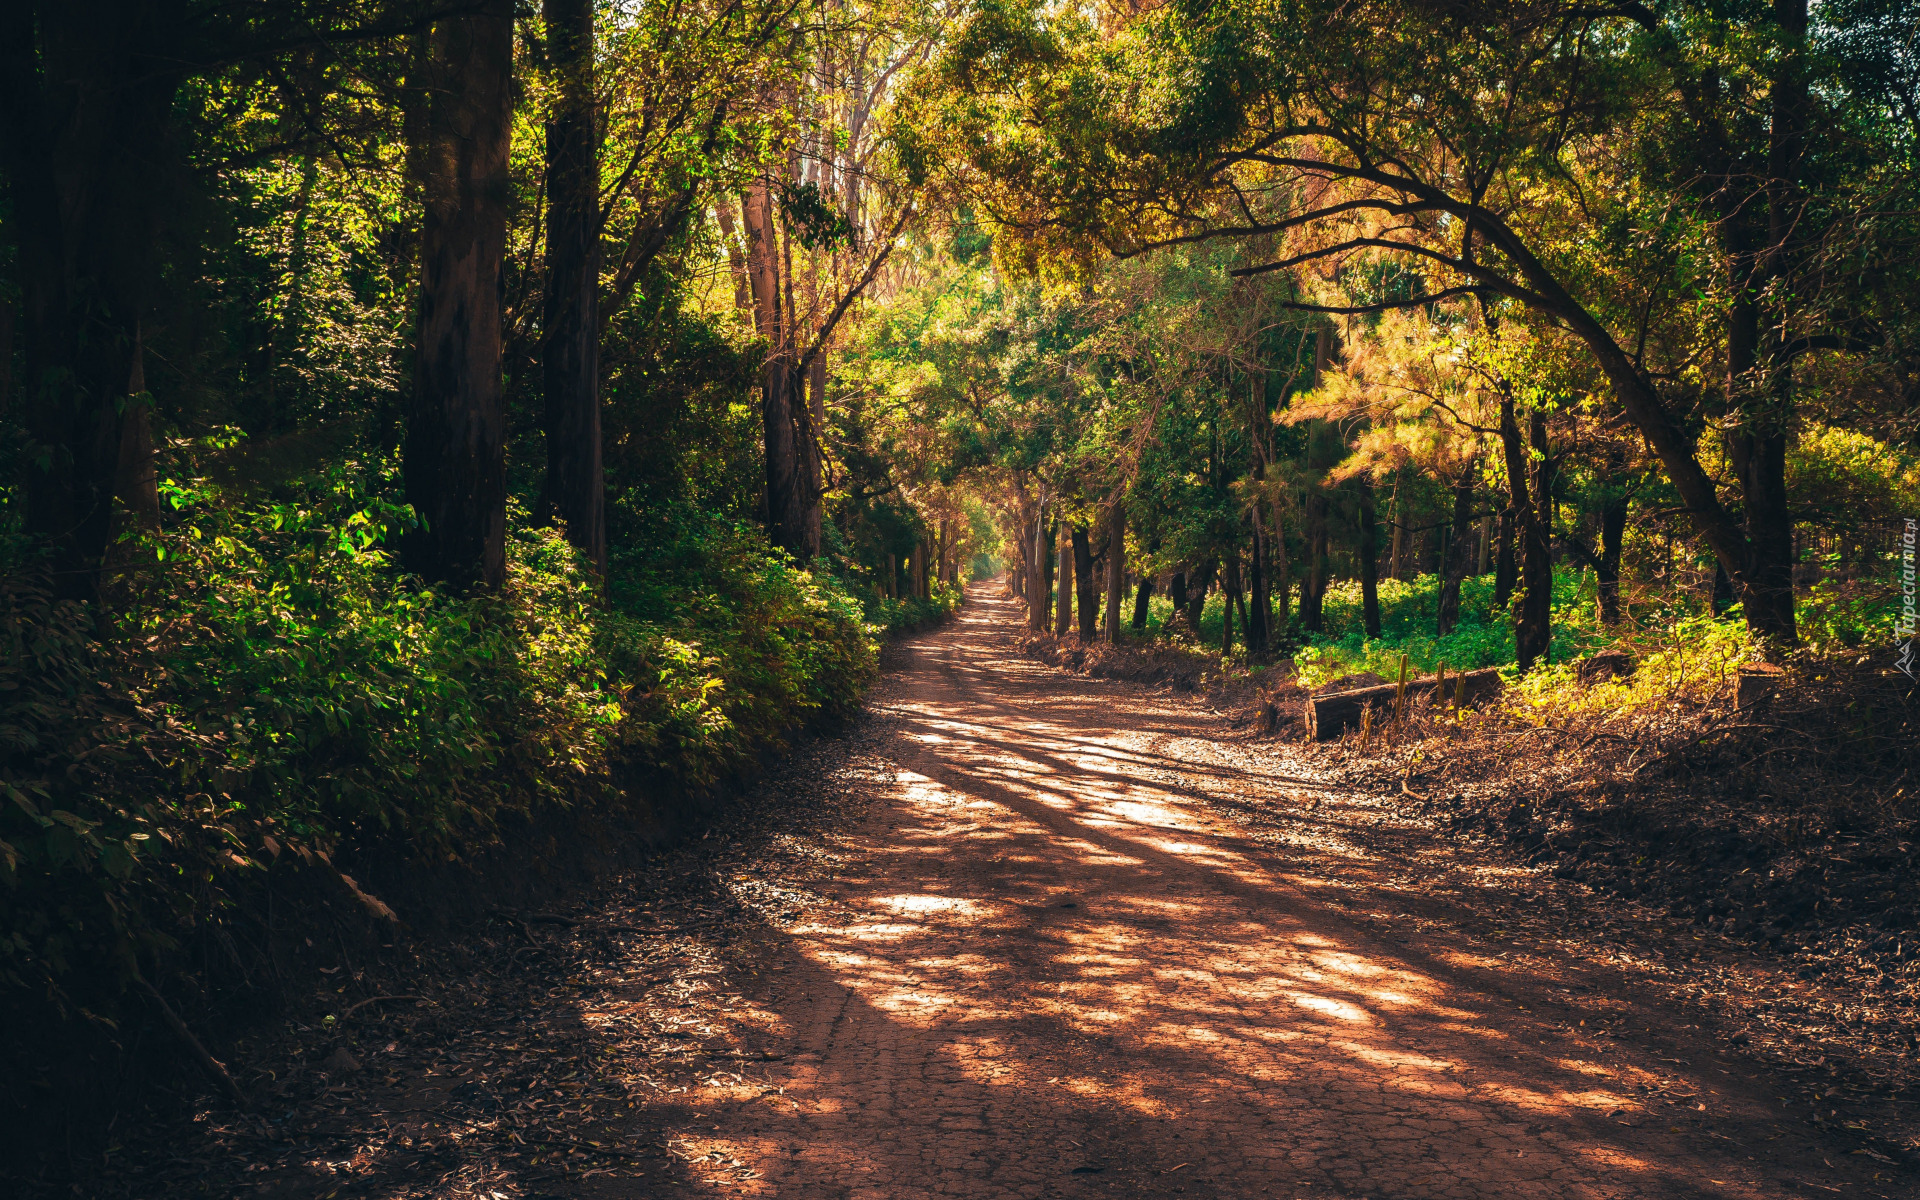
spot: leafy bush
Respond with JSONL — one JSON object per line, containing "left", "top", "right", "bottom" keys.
{"left": 856, "top": 580, "right": 965, "bottom": 632}
{"left": 0, "top": 466, "right": 877, "bottom": 1004}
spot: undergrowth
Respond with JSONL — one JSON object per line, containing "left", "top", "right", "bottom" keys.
{"left": 0, "top": 462, "right": 903, "bottom": 1011}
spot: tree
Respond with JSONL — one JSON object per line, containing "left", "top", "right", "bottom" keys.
{"left": 404, "top": 0, "right": 515, "bottom": 589}
{"left": 538, "top": 0, "right": 605, "bottom": 574}
{"left": 900, "top": 0, "right": 1917, "bottom": 646}
{"left": 1, "top": 0, "right": 451, "bottom": 601}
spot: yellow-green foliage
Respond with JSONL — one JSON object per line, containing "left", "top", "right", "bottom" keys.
{"left": 1503, "top": 611, "right": 1761, "bottom": 718}
{"left": 1789, "top": 426, "right": 1920, "bottom": 527}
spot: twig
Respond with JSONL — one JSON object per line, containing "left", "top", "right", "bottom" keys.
{"left": 134, "top": 977, "right": 250, "bottom": 1109}
{"left": 380, "top": 1107, "right": 670, "bottom": 1162}
{"left": 1631, "top": 722, "right": 1813, "bottom": 778}
{"left": 343, "top": 994, "right": 421, "bottom": 1016}
{"left": 647, "top": 1047, "right": 786, "bottom": 1061}
{"left": 489, "top": 908, "right": 684, "bottom": 937}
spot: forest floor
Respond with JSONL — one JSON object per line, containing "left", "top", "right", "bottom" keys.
{"left": 103, "top": 592, "right": 1916, "bottom": 1199}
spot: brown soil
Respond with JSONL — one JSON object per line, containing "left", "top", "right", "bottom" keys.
{"left": 97, "top": 594, "right": 1913, "bottom": 1198}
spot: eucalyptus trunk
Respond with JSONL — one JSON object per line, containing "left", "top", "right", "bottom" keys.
{"left": 1131, "top": 575, "right": 1154, "bottom": 632}
{"left": 1055, "top": 523, "right": 1073, "bottom": 636}
{"left": 1358, "top": 482, "right": 1381, "bottom": 638}
{"left": 1072, "top": 525, "right": 1097, "bottom": 641}
{"left": 1498, "top": 399, "right": 1553, "bottom": 671}
{"left": 539, "top": 0, "right": 605, "bottom": 573}
{"left": 1596, "top": 481, "right": 1629, "bottom": 627}
{"left": 5, "top": 1, "right": 176, "bottom": 600}
{"left": 1435, "top": 473, "right": 1476, "bottom": 635}
{"left": 405, "top": 0, "right": 514, "bottom": 590}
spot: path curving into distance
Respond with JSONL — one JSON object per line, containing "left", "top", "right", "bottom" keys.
{"left": 604, "top": 592, "right": 1891, "bottom": 1200}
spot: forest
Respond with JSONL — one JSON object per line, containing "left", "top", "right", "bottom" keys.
{"left": 4, "top": 0, "right": 1919, "bottom": 1194}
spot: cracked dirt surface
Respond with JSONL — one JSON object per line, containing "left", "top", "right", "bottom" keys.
{"left": 110, "top": 593, "right": 1912, "bottom": 1198}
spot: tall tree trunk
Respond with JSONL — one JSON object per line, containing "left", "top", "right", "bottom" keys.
{"left": 800, "top": 353, "right": 828, "bottom": 559}
{"left": 1104, "top": 503, "right": 1125, "bottom": 643}
{"left": 1026, "top": 502, "right": 1047, "bottom": 628}
{"left": 4, "top": 1, "right": 175, "bottom": 601}
{"left": 1055, "top": 523, "right": 1073, "bottom": 636}
{"left": 1168, "top": 569, "right": 1188, "bottom": 628}
{"left": 406, "top": 0, "right": 514, "bottom": 589}
{"left": 1248, "top": 510, "right": 1270, "bottom": 655}
{"left": 1493, "top": 508, "right": 1516, "bottom": 610}
{"left": 1387, "top": 474, "right": 1405, "bottom": 581}
{"left": 1301, "top": 506, "right": 1329, "bottom": 633}
{"left": 715, "top": 197, "right": 753, "bottom": 311}
{"left": 1499, "top": 400, "right": 1553, "bottom": 671}
{"left": 1358, "top": 481, "right": 1382, "bottom": 638}
{"left": 1712, "top": 0, "right": 1805, "bottom": 646}
{"left": 1131, "top": 574, "right": 1154, "bottom": 631}
{"left": 1184, "top": 559, "right": 1216, "bottom": 635}
{"left": 1596, "top": 477, "right": 1629, "bottom": 627}
{"left": 1043, "top": 519, "right": 1057, "bottom": 626}
{"left": 1711, "top": 560, "right": 1736, "bottom": 617}
{"left": 1271, "top": 501, "right": 1290, "bottom": 633}
{"left": 113, "top": 322, "right": 161, "bottom": 532}
{"left": 1072, "top": 525, "right": 1097, "bottom": 641}
{"left": 1477, "top": 512, "right": 1493, "bottom": 575}
{"left": 1436, "top": 472, "right": 1475, "bottom": 635}
{"left": 1221, "top": 552, "right": 1242, "bottom": 657}
{"left": 741, "top": 180, "right": 812, "bottom": 561}
{"left": 539, "top": 0, "right": 604, "bottom": 573}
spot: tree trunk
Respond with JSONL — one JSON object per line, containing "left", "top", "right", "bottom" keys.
{"left": 1271, "top": 501, "right": 1290, "bottom": 632}
{"left": 1184, "top": 559, "right": 1216, "bottom": 635}
{"left": 1477, "top": 511, "right": 1493, "bottom": 575}
{"left": 741, "top": 181, "right": 811, "bottom": 561}
{"left": 1221, "top": 552, "right": 1241, "bottom": 657}
{"left": 1168, "top": 570, "right": 1188, "bottom": 627}
{"left": 1706, "top": 0, "right": 1803, "bottom": 646}
{"left": 405, "top": 0, "right": 514, "bottom": 590}
{"left": 801, "top": 351, "right": 828, "bottom": 560}
{"left": 1026, "top": 503, "right": 1047, "bottom": 628}
{"left": 1358, "top": 481, "right": 1381, "bottom": 637}
{"left": 1712, "top": 560, "right": 1736, "bottom": 617}
{"left": 1499, "top": 401, "right": 1553, "bottom": 671}
{"left": 4, "top": 1, "right": 176, "bottom": 601}
{"left": 1072, "top": 525, "right": 1097, "bottom": 641}
{"left": 539, "top": 0, "right": 604, "bottom": 574}
{"left": 1493, "top": 507, "right": 1516, "bottom": 610}
{"left": 1247, "top": 510, "right": 1270, "bottom": 655}
{"left": 1596, "top": 481, "right": 1628, "bottom": 627}
{"left": 1436, "top": 473, "right": 1475, "bottom": 635}
{"left": 1131, "top": 574, "right": 1154, "bottom": 631}
{"left": 1043, "top": 519, "right": 1057, "bottom": 624}
{"left": 1301, "top": 489, "right": 1328, "bottom": 633}
{"left": 1387, "top": 474, "right": 1405, "bottom": 581}
{"left": 1104, "top": 503, "right": 1125, "bottom": 643}
{"left": 113, "top": 322, "right": 161, "bottom": 531}
{"left": 1055, "top": 523, "right": 1073, "bottom": 636}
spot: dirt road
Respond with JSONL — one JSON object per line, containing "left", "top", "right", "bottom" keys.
{"left": 586, "top": 594, "right": 1895, "bottom": 1199}
{"left": 125, "top": 594, "right": 1905, "bottom": 1199}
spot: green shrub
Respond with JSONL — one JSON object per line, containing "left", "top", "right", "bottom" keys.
{"left": 0, "top": 467, "right": 877, "bottom": 1004}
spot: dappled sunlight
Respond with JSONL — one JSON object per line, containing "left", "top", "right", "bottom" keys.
{"left": 627, "top": 599, "right": 1849, "bottom": 1199}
